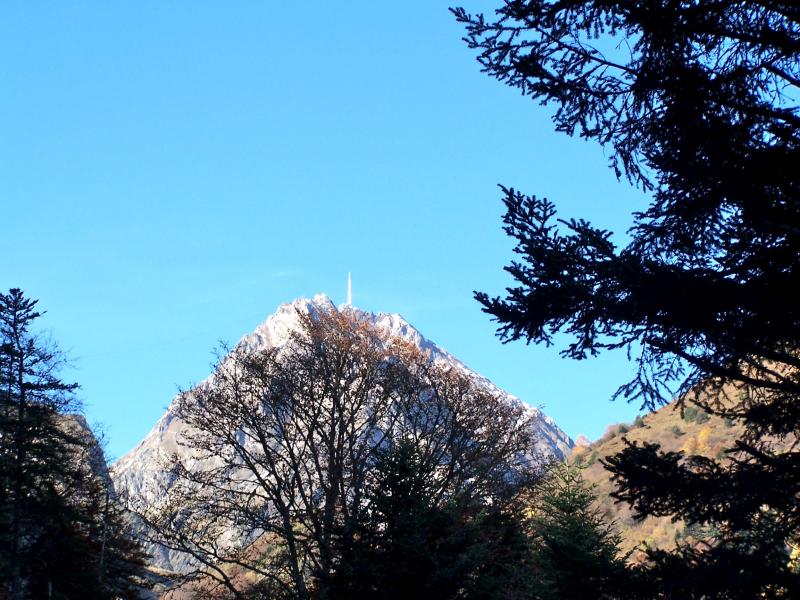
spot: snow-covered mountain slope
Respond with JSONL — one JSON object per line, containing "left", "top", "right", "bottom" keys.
{"left": 112, "top": 295, "right": 573, "bottom": 572}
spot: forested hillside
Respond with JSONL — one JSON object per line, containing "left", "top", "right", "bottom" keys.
{"left": 575, "top": 403, "right": 754, "bottom": 557}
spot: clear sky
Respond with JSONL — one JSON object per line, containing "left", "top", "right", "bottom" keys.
{"left": 1, "top": 1, "right": 650, "bottom": 461}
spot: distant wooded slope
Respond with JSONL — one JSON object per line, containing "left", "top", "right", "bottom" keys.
{"left": 573, "top": 401, "right": 749, "bottom": 558}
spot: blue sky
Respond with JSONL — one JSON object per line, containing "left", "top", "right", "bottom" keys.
{"left": 1, "top": 1, "right": 650, "bottom": 461}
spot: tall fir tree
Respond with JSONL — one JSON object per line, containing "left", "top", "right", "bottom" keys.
{"left": 528, "top": 463, "right": 629, "bottom": 600}
{"left": 0, "top": 288, "right": 148, "bottom": 599}
{"left": 328, "top": 440, "right": 535, "bottom": 600}
{"left": 453, "top": 1, "right": 800, "bottom": 596}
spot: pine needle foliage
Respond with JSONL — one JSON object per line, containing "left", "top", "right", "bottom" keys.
{"left": 453, "top": 2, "right": 800, "bottom": 596}
{"left": 0, "top": 288, "right": 148, "bottom": 599}
{"left": 529, "top": 463, "right": 629, "bottom": 600}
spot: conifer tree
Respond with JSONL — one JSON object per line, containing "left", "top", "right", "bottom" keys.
{"left": 329, "top": 441, "right": 535, "bottom": 600}
{"left": 453, "top": 1, "right": 800, "bottom": 596}
{"left": 0, "top": 288, "right": 148, "bottom": 598}
{"left": 528, "top": 463, "right": 629, "bottom": 600}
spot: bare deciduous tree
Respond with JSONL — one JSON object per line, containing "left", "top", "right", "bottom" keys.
{"left": 138, "top": 306, "right": 540, "bottom": 599}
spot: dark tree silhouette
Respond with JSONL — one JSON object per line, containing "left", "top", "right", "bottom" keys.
{"left": 0, "top": 289, "right": 79, "bottom": 598}
{"left": 329, "top": 440, "right": 536, "bottom": 600}
{"left": 0, "top": 288, "right": 148, "bottom": 599}
{"left": 528, "top": 463, "right": 630, "bottom": 600}
{"left": 453, "top": 1, "right": 800, "bottom": 597}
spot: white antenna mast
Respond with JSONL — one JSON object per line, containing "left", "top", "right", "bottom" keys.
{"left": 347, "top": 272, "right": 352, "bottom": 306}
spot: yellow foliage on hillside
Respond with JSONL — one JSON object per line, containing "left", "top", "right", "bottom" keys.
{"left": 571, "top": 400, "right": 748, "bottom": 559}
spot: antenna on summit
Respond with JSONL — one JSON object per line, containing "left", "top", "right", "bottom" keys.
{"left": 347, "top": 272, "right": 352, "bottom": 306}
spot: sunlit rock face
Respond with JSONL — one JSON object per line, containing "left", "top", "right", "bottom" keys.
{"left": 112, "top": 295, "right": 574, "bottom": 573}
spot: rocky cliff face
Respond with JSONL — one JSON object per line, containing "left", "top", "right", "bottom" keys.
{"left": 112, "top": 295, "right": 573, "bottom": 572}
